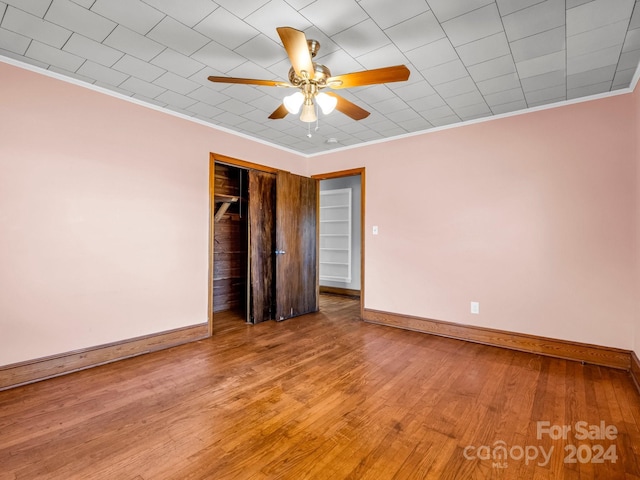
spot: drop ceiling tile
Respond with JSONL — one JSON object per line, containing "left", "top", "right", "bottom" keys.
{"left": 422, "top": 58, "right": 468, "bottom": 85}
{"left": 190, "top": 40, "right": 246, "bottom": 72}
{"left": 153, "top": 71, "right": 199, "bottom": 94}
{"left": 567, "top": 45, "right": 621, "bottom": 75}
{"left": 567, "top": 64, "right": 615, "bottom": 88}
{"left": 412, "top": 93, "right": 447, "bottom": 111}
{"left": 25, "top": 39, "right": 83, "bottom": 70}
{"left": 357, "top": 43, "right": 407, "bottom": 69}
{"left": 150, "top": 48, "right": 204, "bottom": 77}
{"left": 140, "top": 0, "right": 218, "bottom": 28}
{"left": 0, "top": 2, "right": 5, "bottom": 19}
{"left": 48, "top": 64, "right": 95, "bottom": 82}
{"left": 456, "top": 32, "right": 510, "bottom": 66}
{"left": 300, "top": 0, "right": 368, "bottom": 36}
{"left": 428, "top": 0, "right": 494, "bottom": 22}
{"left": 90, "top": 0, "right": 164, "bottom": 35}
{"left": 93, "top": 81, "right": 132, "bottom": 96}
{"left": 234, "top": 33, "right": 286, "bottom": 68}
{"left": 385, "top": 11, "right": 445, "bottom": 51}
{"left": 484, "top": 86, "right": 525, "bottom": 106}
{"left": 188, "top": 85, "right": 230, "bottom": 106}
{"left": 45, "top": 0, "right": 115, "bottom": 42}
{"left": 441, "top": 4, "right": 503, "bottom": 47}
{"left": 147, "top": 17, "right": 210, "bottom": 56}
{"left": 215, "top": 110, "right": 250, "bottom": 126}
{"left": 622, "top": 28, "right": 640, "bottom": 52}
{"left": 63, "top": 33, "right": 123, "bottom": 67}
{"left": 468, "top": 54, "right": 516, "bottom": 82}
{"left": 612, "top": 67, "right": 636, "bottom": 88}
{"left": 567, "top": 80, "right": 610, "bottom": 98}
{"left": 360, "top": 0, "right": 428, "bottom": 29}
{"left": 445, "top": 90, "right": 485, "bottom": 108}
{"left": 120, "top": 76, "right": 166, "bottom": 97}
{"left": 566, "top": 0, "right": 592, "bottom": 8}
{"left": 433, "top": 75, "right": 477, "bottom": 97}
{"left": 393, "top": 80, "right": 436, "bottom": 101}
{"left": 491, "top": 99, "right": 527, "bottom": 114}
{"left": 503, "top": 0, "right": 565, "bottom": 42}
{"left": 3, "top": 6, "right": 71, "bottom": 48}
{"left": 155, "top": 90, "right": 198, "bottom": 108}
{"left": 496, "top": 0, "right": 545, "bottom": 16}
{"left": 103, "top": 25, "right": 165, "bottom": 61}
{"left": 476, "top": 72, "right": 521, "bottom": 95}
{"left": 245, "top": 0, "right": 312, "bottom": 45}
{"left": 524, "top": 83, "right": 565, "bottom": 103}
{"left": 630, "top": 2, "right": 640, "bottom": 29}
{"left": 352, "top": 84, "right": 396, "bottom": 104}
{"left": 70, "top": 0, "right": 95, "bottom": 8}
{"left": 567, "top": 20, "right": 627, "bottom": 57}
{"left": 112, "top": 54, "right": 165, "bottom": 81}
{"left": 405, "top": 37, "right": 457, "bottom": 71}
{"left": 218, "top": 83, "right": 265, "bottom": 103}
{"left": 217, "top": 97, "right": 256, "bottom": 115}
{"left": 516, "top": 50, "right": 565, "bottom": 78}
{"left": 3, "top": 0, "right": 51, "bottom": 17}
{"left": 617, "top": 48, "right": 640, "bottom": 70}
{"left": 372, "top": 96, "right": 408, "bottom": 114}
{"left": 76, "top": 59, "right": 128, "bottom": 85}
{"left": 566, "top": 0, "right": 634, "bottom": 36}
{"left": 429, "top": 115, "right": 461, "bottom": 126}
{"left": 212, "top": 0, "right": 269, "bottom": 19}
{"left": 194, "top": 8, "right": 259, "bottom": 49}
{"left": 454, "top": 102, "right": 492, "bottom": 120}
{"left": 333, "top": 19, "right": 390, "bottom": 57}
{"left": 0, "top": 26, "right": 30, "bottom": 54}
{"left": 510, "top": 26, "right": 565, "bottom": 63}
{"left": 520, "top": 69, "right": 565, "bottom": 91}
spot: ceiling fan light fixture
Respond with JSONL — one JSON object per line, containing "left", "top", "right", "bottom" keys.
{"left": 300, "top": 101, "right": 317, "bottom": 123}
{"left": 316, "top": 92, "right": 337, "bottom": 115}
{"left": 283, "top": 91, "right": 304, "bottom": 114}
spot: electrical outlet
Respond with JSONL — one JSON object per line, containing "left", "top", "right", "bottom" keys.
{"left": 471, "top": 302, "right": 480, "bottom": 314}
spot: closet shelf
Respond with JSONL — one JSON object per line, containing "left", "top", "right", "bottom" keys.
{"left": 214, "top": 194, "right": 239, "bottom": 222}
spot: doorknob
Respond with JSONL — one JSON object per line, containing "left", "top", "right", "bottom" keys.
{"left": 275, "top": 250, "right": 286, "bottom": 255}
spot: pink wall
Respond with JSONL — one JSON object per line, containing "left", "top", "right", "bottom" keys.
{"left": 634, "top": 86, "right": 640, "bottom": 360}
{"left": 0, "top": 61, "right": 303, "bottom": 365}
{"left": 310, "top": 95, "right": 638, "bottom": 350}
{"left": 2, "top": 58, "right": 638, "bottom": 367}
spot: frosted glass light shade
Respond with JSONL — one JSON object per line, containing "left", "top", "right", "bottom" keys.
{"left": 300, "top": 102, "right": 317, "bottom": 122}
{"left": 316, "top": 92, "right": 337, "bottom": 115}
{"left": 283, "top": 91, "right": 304, "bottom": 114}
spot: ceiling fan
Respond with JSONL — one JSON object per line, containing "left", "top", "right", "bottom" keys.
{"left": 208, "top": 27, "right": 411, "bottom": 123}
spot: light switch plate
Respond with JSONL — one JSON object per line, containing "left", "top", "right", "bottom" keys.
{"left": 372, "top": 225, "right": 378, "bottom": 235}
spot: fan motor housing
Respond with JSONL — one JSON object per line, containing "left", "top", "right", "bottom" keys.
{"left": 288, "top": 63, "right": 331, "bottom": 87}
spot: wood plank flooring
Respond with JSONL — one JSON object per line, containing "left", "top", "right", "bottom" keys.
{"left": 1, "top": 295, "right": 639, "bottom": 479}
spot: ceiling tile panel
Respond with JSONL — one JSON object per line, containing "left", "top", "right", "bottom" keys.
{"left": 45, "top": 0, "right": 115, "bottom": 42}
{"left": 234, "top": 33, "right": 287, "bottom": 68}
{"left": 63, "top": 33, "right": 123, "bottom": 67}
{"left": 484, "top": 86, "right": 525, "bottom": 106}
{"left": 618, "top": 48, "right": 640, "bottom": 71}
{"left": 120, "top": 76, "right": 166, "bottom": 97}
{"left": 385, "top": 11, "right": 445, "bottom": 51}
{"left": 524, "top": 83, "right": 565, "bottom": 103}
{"left": 153, "top": 71, "right": 199, "bottom": 94}
{"left": 441, "top": 4, "right": 503, "bottom": 47}
{"left": 468, "top": 54, "right": 516, "bottom": 82}
{"left": 456, "top": 32, "right": 510, "bottom": 66}
{"left": 510, "top": 26, "right": 565, "bottom": 63}
{"left": 299, "top": 0, "right": 368, "bottom": 36}
{"left": 90, "top": 0, "right": 164, "bottom": 35}
{"left": 567, "top": 80, "right": 610, "bottom": 98}
{"left": 245, "top": 0, "right": 312, "bottom": 45}
{"left": 567, "top": 65, "right": 616, "bottom": 89}
{"left": 359, "top": 0, "right": 429, "bottom": 29}
{"left": 503, "top": 0, "right": 565, "bottom": 42}
{"left": 113, "top": 54, "right": 165, "bottom": 81}
{"left": 103, "top": 25, "right": 165, "bottom": 61}
{"left": 155, "top": 90, "right": 198, "bottom": 108}
{"left": 428, "top": 0, "right": 493, "bottom": 22}
{"left": 357, "top": 43, "right": 407, "bottom": 70}
{"left": 567, "top": 20, "right": 628, "bottom": 58}
{"left": 520, "top": 69, "right": 565, "bottom": 92}
{"left": 516, "top": 50, "right": 565, "bottom": 79}
{"left": 190, "top": 40, "right": 247, "bottom": 72}
{"left": 25, "top": 39, "right": 83, "bottom": 70}
{"left": 3, "top": 6, "right": 71, "bottom": 47}
{"left": 151, "top": 48, "right": 204, "bottom": 77}
{"left": 139, "top": 0, "right": 218, "bottom": 28}
{"left": 333, "top": 19, "right": 390, "bottom": 58}
{"left": 476, "top": 72, "right": 521, "bottom": 95}
{"left": 194, "top": 8, "right": 259, "bottom": 49}
{"left": 0, "top": 26, "right": 30, "bottom": 54}
{"left": 454, "top": 102, "right": 492, "bottom": 120}
{"left": 3, "top": 0, "right": 51, "bottom": 17}
{"left": 212, "top": 0, "right": 269, "bottom": 20}
{"left": 567, "top": 45, "right": 622, "bottom": 75}
{"left": 496, "top": 0, "right": 545, "bottom": 17}
{"left": 491, "top": 99, "right": 527, "bottom": 114}
{"left": 147, "top": 16, "right": 210, "bottom": 56}
{"left": 445, "top": 90, "right": 485, "bottom": 108}
{"left": 433, "top": 76, "right": 477, "bottom": 97}
{"left": 405, "top": 37, "right": 457, "bottom": 71}
{"left": 76, "top": 59, "right": 128, "bottom": 85}
{"left": 566, "top": 0, "right": 634, "bottom": 36}
{"left": 422, "top": 58, "right": 468, "bottom": 85}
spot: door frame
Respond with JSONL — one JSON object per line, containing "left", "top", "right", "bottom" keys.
{"left": 208, "top": 153, "right": 281, "bottom": 335}
{"left": 311, "top": 168, "right": 365, "bottom": 320}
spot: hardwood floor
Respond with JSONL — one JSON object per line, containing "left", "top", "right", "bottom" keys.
{"left": 1, "top": 295, "right": 639, "bottom": 479}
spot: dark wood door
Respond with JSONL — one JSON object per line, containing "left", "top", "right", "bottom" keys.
{"left": 275, "top": 171, "right": 318, "bottom": 320}
{"left": 248, "top": 170, "right": 276, "bottom": 323}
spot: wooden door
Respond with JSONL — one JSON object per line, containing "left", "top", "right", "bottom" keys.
{"left": 275, "top": 171, "right": 318, "bottom": 320}
{"left": 248, "top": 170, "right": 276, "bottom": 323}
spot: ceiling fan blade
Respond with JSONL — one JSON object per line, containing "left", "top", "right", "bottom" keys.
{"left": 276, "top": 27, "right": 315, "bottom": 79}
{"left": 208, "top": 76, "right": 290, "bottom": 87}
{"left": 325, "top": 92, "right": 370, "bottom": 121}
{"left": 268, "top": 104, "right": 289, "bottom": 119}
{"left": 327, "top": 65, "right": 410, "bottom": 89}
